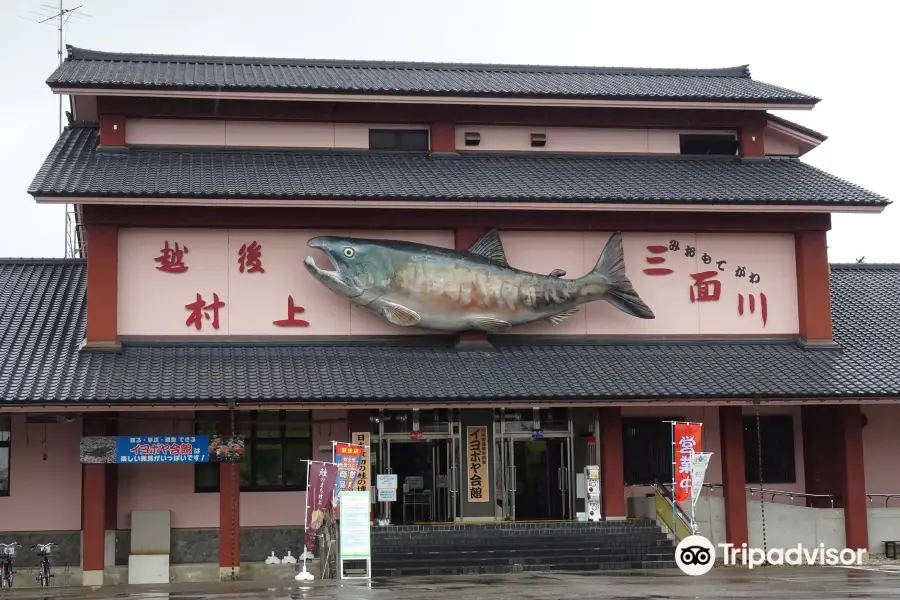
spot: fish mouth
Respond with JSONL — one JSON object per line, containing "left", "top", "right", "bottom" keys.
{"left": 304, "top": 238, "right": 362, "bottom": 297}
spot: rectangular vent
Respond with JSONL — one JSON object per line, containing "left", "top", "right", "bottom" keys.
{"left": 25, "top": 414, "right": 59, "bottom": 424}
{"left": 531, "top": 133, "right": 547, "bottom": 147}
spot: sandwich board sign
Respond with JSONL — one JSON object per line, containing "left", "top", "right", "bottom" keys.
{"left": 338, "top": 490, "right": 371, "bottom": 579}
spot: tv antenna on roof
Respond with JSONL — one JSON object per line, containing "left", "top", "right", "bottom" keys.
{"left": 20, "top": 1, "right": 92, "bottom": 133}
{"left": 20, "top": 1, "right": 92, "bottom": 259}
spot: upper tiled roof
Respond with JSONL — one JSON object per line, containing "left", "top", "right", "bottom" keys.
{"left": 46, "top": 46, "right": 819, "bottom": 104}
{"left": 28, "top": 125, "right": 889, "bottom": 207}
{"left": 1, "top": 260, "right": 899, "bottom": 403}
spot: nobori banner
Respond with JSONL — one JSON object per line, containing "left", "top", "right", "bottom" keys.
{"left": 80, "top": 435, "right": 245, "bottom": 464}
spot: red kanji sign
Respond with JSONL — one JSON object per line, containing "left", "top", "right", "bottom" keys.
{"left": 238, "top": 241, "right": 265, "bottom": 274}
{"left": 689, "top": 271, "right": 722, "bottom": 303}
{"left": 643, "top": 245, "right": 673, "bottom": 276}
{"left": 273, "top": 296, "right": 310, "bottom": 327}
{"left": 185, "top": 293, "right": 225, "bottom": 331}
{"left": 155, "top": 241, "right": 189, "bottom": 273}
{"left": 738, "top": 293, "right": 768, "bottom": 326}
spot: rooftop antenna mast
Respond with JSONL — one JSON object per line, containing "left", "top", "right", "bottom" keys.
{"left": 24, "top": 1, "right": 90, "bottom": 258}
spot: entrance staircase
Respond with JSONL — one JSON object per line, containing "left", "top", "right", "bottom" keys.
{"left": 370, "top": 520, "right": 676, "bottom": 577}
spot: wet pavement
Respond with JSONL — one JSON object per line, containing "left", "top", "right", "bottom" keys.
{"left": 3, "top": 567, "right": 899, "bottom": 599}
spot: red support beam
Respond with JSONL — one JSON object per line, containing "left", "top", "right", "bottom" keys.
{"left": 85, "top": 225, "right": 119, "bottom": 348}
{"left": 219, "top": 412, "right": 241, "bottom": 579}
{"left": 839, "top": 405, "right": 869, "bottom": 550}
{"left": 795, "top": 231, "right": 834, "bottom": 343}
{"left": 719, "top": 406, "right": 749, "bottom": 547}
{"left": 98, "top": 114, "right": 126, "bottom": 147}
{"left": 430, "top": 122, "right": 456, "bottom": 153}
{"left": 82, "top": 415, "right": 114, "bottom": 586}
{"left": 598, "top": 407, "right": 625, "bottom": 519}
{"left": 83, "top": 205, "right": 831, "bottom": 234}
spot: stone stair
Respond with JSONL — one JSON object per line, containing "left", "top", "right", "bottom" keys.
{"left": 370, "top": 519, "right": 676, "bottom": 577}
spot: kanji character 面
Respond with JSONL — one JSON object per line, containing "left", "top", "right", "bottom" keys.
{"left": 238, "top": 241, "right": 265, "bottom": 273}
{"left": 273, "top": 296, "right": 310, "bottom": 327}
{"left": 689, "top": 271, "right": 722, "bottom": 303}
{"left": 155, "top": 241, "right": 189, "bottom": 273}
{"left": 185, "top": 293, "right": 225, "bottom": 331}
{"left": 737, "top": 293, "right": 768, "bottom": 326}
{"left": 643, "top": 245, "right": 674, "bottom": 276}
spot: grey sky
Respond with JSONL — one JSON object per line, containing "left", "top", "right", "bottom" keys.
{"left": 0, "top": 0, "right": 894, "bottom": 261}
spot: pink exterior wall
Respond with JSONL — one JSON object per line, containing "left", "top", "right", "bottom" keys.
{"left": 124, "top": 119, "right": 428, "bottom": 149}
{"left": 861, "top": 405, "right": 900, "bottom": 503}
{"left": 764, "top": 129, "right": 802, "bottom": 156}
{"left": 116, "top": 411, "right": 349, "bottom": 530}
{"left": 454, "top": 126, "right": 728, "bottom": 154}
{"left": 622, "top": 405, "right": 806, "bottom": 506}
{"left": 118, "top": 229, "right": 797, "bottom": 338}
{"left": 0, "top": 416, "right": 83, "bottom": 532}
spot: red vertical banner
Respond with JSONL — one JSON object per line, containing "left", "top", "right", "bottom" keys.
{"left": 674, "top": 423, "right": 703, "bottom": 503}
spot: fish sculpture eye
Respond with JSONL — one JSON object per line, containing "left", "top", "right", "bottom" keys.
{"left": 343, "top": 247, "right": 355, "bottom": 258}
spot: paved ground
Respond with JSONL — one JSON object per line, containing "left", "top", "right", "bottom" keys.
{"left": 5, "top": 567, "right": 900, "bottom": 599}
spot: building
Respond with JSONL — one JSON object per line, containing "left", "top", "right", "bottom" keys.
{"left": 0, "top": 45, "right": 898, "bottom": 584}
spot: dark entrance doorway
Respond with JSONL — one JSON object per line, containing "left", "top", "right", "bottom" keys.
{"left": 381, "top": 439, "right": 457, "bottom": 524}
{"left": 511, "top": 439, "right": 569, "bottom": 520}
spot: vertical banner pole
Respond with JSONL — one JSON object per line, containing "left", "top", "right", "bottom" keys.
{"left": 671, "top": 421, "right": 676, "bottom": 533}
{"left": 301, "top": 460, "right": 311, "bottom": 576}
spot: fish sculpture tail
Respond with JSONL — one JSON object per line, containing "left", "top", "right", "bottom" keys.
{"left": 587, "top": 232, "right": 655, "bottom": 320}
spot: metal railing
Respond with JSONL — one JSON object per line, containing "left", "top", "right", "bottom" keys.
{"left": 627, "top": 482, "right": 840, "bottom": 507}
{"left": 867, "top": 493, "right": 900, "bottom": 507}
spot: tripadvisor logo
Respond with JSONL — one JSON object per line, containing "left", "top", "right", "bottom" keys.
{"left": 675, "top": 535, "right": 866, "bottom": 576}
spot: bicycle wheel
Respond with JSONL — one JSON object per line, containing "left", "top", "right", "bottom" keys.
{"left": 38, "top": 563, "right": 46, "bottom": 587}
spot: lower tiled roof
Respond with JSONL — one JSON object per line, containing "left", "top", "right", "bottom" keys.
{"left": 27, "top": 125, "right": 889, "bottom": 207}
{"left": 1, "top": 260, "right": 898, "bottom": 403}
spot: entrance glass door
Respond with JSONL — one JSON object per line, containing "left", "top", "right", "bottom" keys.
{"left": 506, "top": 438, "right": 571, "bottom": 520}
{"left": 494, "top": 408, "right": 574, "bottom": 521}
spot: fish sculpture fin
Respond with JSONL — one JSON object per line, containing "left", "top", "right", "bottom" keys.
{"left": 546, "top": 307, "right": 579, "bottom": 325}
{"left": 382, "top": 303, "right": 421, "bottom": 327}
{"left": 467, "top": 229, "right": 509, "bottom": 266}
{"left": 549, "top": 269, "right": 566, "bottom": 278}
{"left": 469, "top": 316, "right": 512, "bottom": 333}
{"left": 590, "top": 231, "right": 655, "bottom": 320}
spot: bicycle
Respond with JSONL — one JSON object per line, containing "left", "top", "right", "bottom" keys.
{"left": 32, "top": 543, "right": 58, "bottom": 587}
{"left": 0, "top": 543, "right": 20, "bottom": 588}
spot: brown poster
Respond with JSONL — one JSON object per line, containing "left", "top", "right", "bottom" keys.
{"left": 466, "top": 426, "right": 489, "bottom": 503}
{"left": 304, "top": 462, "right": 339, "bottom": 552}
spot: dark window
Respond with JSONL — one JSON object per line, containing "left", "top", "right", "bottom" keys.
{"left": 680, "top": 134, "right": 738, "bottom": 156}
{"left": 622, "top": 417, "right": 680, "bottom": 485}
{"left": 195, "top": 411, "right": 311, "bottom": 493}
{"left": 369, "top": 129, "right": 429, "bottom": 151}
{"left": 744, "top": 415, "right": 796, "bottom": 484}
{"left": 0, "top": 416, "right": 9, "bottom": 496}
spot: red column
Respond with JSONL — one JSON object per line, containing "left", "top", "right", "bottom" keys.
{"left": 82, "top": 415, "right": 114, "bottom": 586}
{"left": 85, "top": 225, "right": 119, "bottom": 348}
{"left": 839, "top": 405, "right": 868, "bottom": 550}
{"left": 719, "top": 406, "right": 749, "bottom": 546}
{"left": 795, "top": 231, "right": 834, "bottom": 344}
{"left": 598, "top": 407, "right": 625, "bottom": 519}
{"left": 430, "top": 122, "right": 455, "bottom": 153}
{"left": 219, "top": 413, "right": 241, "bottom": 580}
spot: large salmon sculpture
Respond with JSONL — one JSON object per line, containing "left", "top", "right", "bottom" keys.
{"left": 303, "top": 230, "right": 654, "bottom": 332}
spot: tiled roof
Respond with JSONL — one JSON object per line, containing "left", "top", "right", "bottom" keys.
{"left": 1, "top": 260, "right": 899, "bottom": 404}
{"left": 47, "top": 46, "right": 819, "bottom": 104}
{"left": 28, "top": 125, "right": 889, "bottom": 207}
